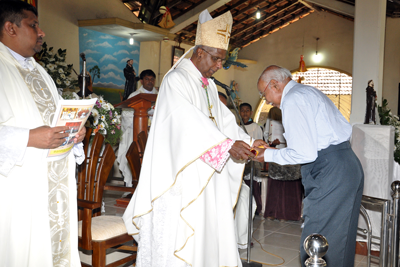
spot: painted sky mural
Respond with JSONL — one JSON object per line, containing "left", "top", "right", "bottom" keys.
{"left": 79, "top": 28, "right": 140, "bottom": 90}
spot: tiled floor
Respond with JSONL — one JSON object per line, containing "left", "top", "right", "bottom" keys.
{"left": 87, "top": 190, "right": 380, "bottom": 267}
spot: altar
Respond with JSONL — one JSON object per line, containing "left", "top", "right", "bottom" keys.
{"left": 351, "top": 124, "right": 396, "bottom": 251}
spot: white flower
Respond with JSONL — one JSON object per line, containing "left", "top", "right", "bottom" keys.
{"left": 99, "top": 122, "right": 107, "bottom": 135}
{"left": 64, "top": 80, "right": 70, "bottom": 86}
{"left": 49, "top": 58, "right": 55, "bottom": 62}
{"left": 91, "top": 109, "right": 99, "bottom": 118}
{"left": 39, "top": 62, "right": 45, "bottom": 68}
{"left": 112, "top": 118, "right": 117, "bottom": 124}
{"left": 72, "top": 92, "right": 80, "bottom": 100}
{"left": 47, "top": 64, "right": 55, "bottom": 71}
{"left": 56, "top": 78, "right": 62, "bottom": 85}
{"left": 60, "top": 73, "right": 66, "bottom": 79}
{"left": 108, "top": 103, "right": 115, "bottom": 110}
{"left": 58, "top": 68, "right": 64, "bottom": 74}
{"left": 102, "top": 102, "right": 110, "bottom": 111}
{"left": 93, "top": 117, "right": 99, "bottom": 126}
{"left": 101, "top": 115, "right": 106, "bottom": 121}
{"left": 48, "top": 51, "right": 53, "bottom": 56}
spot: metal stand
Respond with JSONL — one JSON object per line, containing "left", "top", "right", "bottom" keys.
{"left": 212, "top": 77, "right": 262, "bottom": 267}
{"left": 80, "top": 53, "right": 86, "bottom": 99}
{"left": 304, "top": 234, "right": 329, "bottom": 267}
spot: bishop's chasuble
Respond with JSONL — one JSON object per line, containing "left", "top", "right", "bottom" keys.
{"left": 0, "top": 42, "right": 80, "bottom": 266}
{"left": 123, "top": 58, "right": 251, "bottom": 267}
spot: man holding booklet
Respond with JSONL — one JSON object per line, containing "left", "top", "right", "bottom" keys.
{"left": 0, "top": 1, "right": 85, "bottom": 266}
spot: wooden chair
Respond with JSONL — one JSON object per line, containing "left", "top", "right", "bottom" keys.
{"left": 137, "top": 131, "right": 148, "bottom": 162}
{"left": 77, "top": 133, "right": 137, "bottom": 267}
{"left": 126, "top": 141, "right": 142, "bottom": 189}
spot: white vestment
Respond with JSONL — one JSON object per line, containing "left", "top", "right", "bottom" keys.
{"left": 235, "top": 122, "right": 261, "bottom": 249}
{"left": 123, "top": 58, "right": 251, "bottom": 267}
{"left": 0, "top": 42, "right": 80, "bottom": 266}
{"left": 117, "top": 86, "right": 158, "bottom": 186}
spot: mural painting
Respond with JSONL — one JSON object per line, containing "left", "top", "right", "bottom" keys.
{"left": 79, "top": 28, "right": 140, "bottom": 104}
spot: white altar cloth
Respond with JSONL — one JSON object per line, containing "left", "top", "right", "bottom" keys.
{"left": 351, "top": 124, "right": 395, "bottom": 250}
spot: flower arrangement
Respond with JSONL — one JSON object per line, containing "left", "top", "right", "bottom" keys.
{"left": 378, "top": 99, "right": 400, "bottom": 164}
{"left": 62, "top": 92, "right": 122, "bottom": 146}
{"left": 35, "top": 42, "right": 78, "bottom": 89}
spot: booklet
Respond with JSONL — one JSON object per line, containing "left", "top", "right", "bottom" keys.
{"left": 47, "top": 98, "right": 97, "bottom": 161}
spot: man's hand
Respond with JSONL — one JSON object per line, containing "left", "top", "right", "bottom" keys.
{"left": 252, "top": 146, "right": 277, "bottom": 162}
{"left": 252, "top": 139, "right": 268, "bottom": 148}
{"left": 28, "top": 126, "right": 70, "bottom": 149}
{"left": 229, "top": 140, "right": 253, "bottom": 161}
{"left": 73, "top": 127, "right": 86, "bottom": 144}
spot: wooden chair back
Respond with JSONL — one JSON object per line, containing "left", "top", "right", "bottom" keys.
{"left": 126, "top": 141, "right": 142, "bottom": 189}
{"left": 77, "top": 132, "right": 115, "bottom": 219}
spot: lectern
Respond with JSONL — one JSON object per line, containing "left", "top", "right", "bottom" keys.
{"left": 114, "top": 93, "right": 157, "bottom": 142}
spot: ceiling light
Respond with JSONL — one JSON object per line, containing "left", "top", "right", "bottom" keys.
{"left": 312, "top": 37, "right": 323, "bottom": 63}
{"left": 256, "top": 8, "right": 261, "bottom": 19}
{"left": 129, "top": 33, "right": 135, "bottom": 45}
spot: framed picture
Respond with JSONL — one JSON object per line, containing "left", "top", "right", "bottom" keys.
{"left": 172, "top": 46, "right": 185, "bottom": 66}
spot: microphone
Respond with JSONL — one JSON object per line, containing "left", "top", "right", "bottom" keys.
{"left": 211, "top": 77, "right": 233, "bottom": 93}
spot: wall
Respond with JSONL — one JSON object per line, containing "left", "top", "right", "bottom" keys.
{"left": 38, "top": 0, "right": 140, "bottom": 72}
{"left": 138, "top": 40, "right": 192, "bottom": 87}
{"left": 383, "top": 18, "right": 400, "bottom": 113}
{"left": 79, "top": 28, "right": 140, "bottom": 88}
{"left": 236, "top": 11, "right": 355, "bottom": 111}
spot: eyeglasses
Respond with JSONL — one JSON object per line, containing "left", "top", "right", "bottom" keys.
{"left": 200, "top": 48, "right": 226, "bottom": 65}
{"left": 259, "top": 80, "right": 274, "bottom": 106}
{"left": 259, "top": 80, "right": 271, "bottom": 99}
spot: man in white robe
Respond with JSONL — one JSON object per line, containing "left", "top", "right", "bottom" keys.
{"left": 123, "top": 10, "right": 266, "bottom": 267}
{"left": 0, "top": 2, "right": 83, "bottom": 266}
{"left": 117, "top": 69, "right": 158, "bottom": 186}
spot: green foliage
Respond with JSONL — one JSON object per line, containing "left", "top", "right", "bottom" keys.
{"left": 378, "top": 99, "right": 400, "bottom": 164}
{"left": 36, "top": 42, "right": 78, "bottom": 89}
{"left": 89, "top": 65, "right": 101, "bottom": 83}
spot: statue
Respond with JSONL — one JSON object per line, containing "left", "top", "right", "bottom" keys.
{"left": 123, "top": 59, "right": 139, "bottom": 100}
{"left": 364, "top": 80, "right": 377, "bottom": 124}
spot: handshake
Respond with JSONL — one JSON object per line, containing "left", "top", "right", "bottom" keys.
{"left": 229, "top": 139, "right": 272, "bottom": 163}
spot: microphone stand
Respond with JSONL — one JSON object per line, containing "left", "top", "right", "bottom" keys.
{"left": 211, "top": 77, "right": 262, "bottom": 267}
{"left": 80, "top": 53, "right": 87, "bottom": 99}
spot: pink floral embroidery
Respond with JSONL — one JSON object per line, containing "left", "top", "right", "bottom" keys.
{"left": 200, "top": 77, "right": 209, "bottom": 88}
{"left": 200, "top": 139, "right": 234, "bottom": 172}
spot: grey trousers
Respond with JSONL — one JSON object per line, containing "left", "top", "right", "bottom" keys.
{"left": 300, "top": 141, "right": 364, "bottom": 267}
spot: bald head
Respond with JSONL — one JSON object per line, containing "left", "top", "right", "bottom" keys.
{"left": 258, "top": 65, "right": 292, "bottom": 87}
{"left": 257, "top": 65, "right": 292, "bottom": 108}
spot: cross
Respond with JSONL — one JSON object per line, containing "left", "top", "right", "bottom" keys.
{"left": 217, "top": 24, "right": 231, "bottom": 44}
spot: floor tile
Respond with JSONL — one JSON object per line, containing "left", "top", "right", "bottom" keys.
{"left": 259, "top": 232, "right": 302, "bottom": 250}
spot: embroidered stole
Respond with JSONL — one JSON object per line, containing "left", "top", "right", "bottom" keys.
{"left": 17, "top": 65, "right": 71, "bottom": 266}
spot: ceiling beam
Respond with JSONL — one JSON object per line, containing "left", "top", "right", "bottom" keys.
{"left": 169, "top": 0, "right": 231, "bottom": 33}
{"left": 183, "top": 0, "right": 251, "bottom": 33}
{"left": 234, "top": 7, "right": 311, "bottom": 47}
{"left": 231, "top": 1, "right": 301, "bottom": 39}
{"left": 305, "top": 0, "right": 354, "bottom": 17}
{"left": 298, "top": 0, "right": 322, "bottom": 12}
{"left": 229, "top": 0, "right": 291, "bottom": 33}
